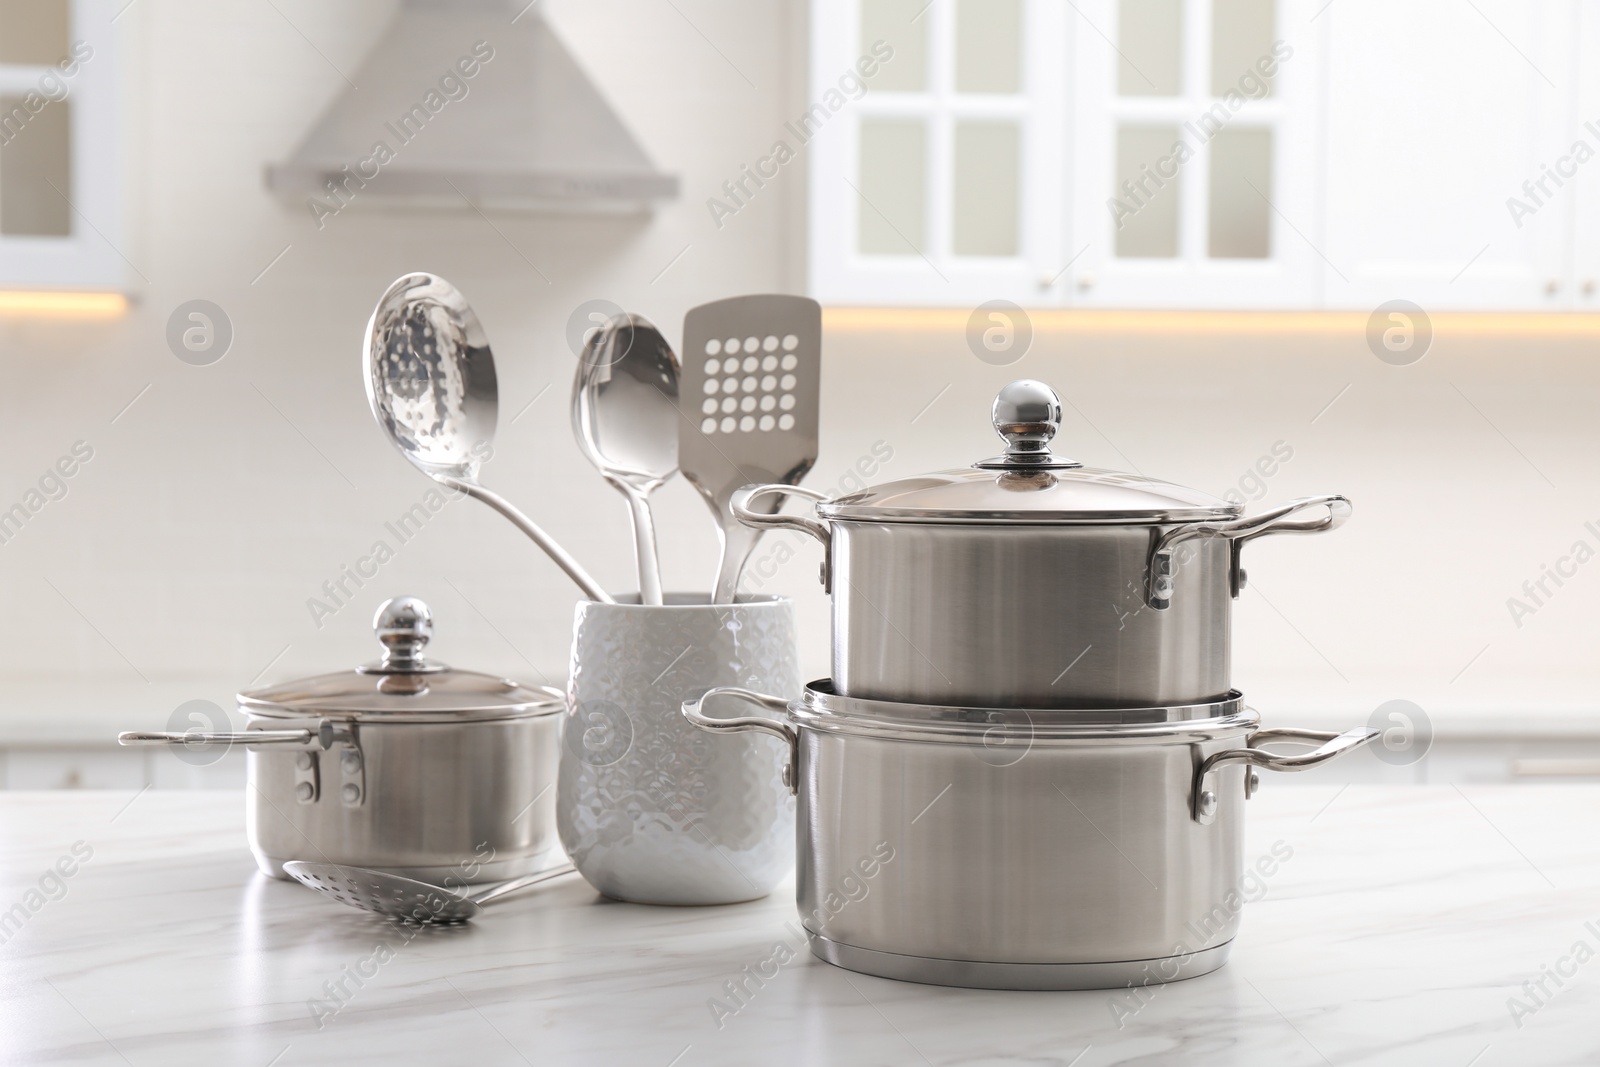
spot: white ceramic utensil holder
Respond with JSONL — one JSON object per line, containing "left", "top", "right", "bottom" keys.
{"left": 557, "top": 594, "right": 799, "bottom": 905}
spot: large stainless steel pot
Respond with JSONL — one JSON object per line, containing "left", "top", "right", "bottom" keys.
{"left": 120, "top": 597, "right": 564, "bottom": 882}
{"left": 734, "top": 380, "right": 1350, "bottom": 709}
{"left": 685, "top": 682, "right": 1376, "bottom": 990}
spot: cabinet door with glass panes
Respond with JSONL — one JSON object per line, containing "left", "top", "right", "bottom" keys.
{"left": 1069, "top": 0, "right": 1323, "bottom": 307}
{"left": 807, "top": 0, "right": 1066, "bottom": 306}
{"left": 0, "top": 0, "right": 119, "bottom": 290}
{"left": 809, "top": 0, "right": 1319, "bottom": 307}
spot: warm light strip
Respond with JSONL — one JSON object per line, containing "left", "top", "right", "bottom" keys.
{"left": 822, "top": 307, "right": 1600, "bottom": 336}
{"left": 0, "top": 291, "right": 128, "bottom": 317}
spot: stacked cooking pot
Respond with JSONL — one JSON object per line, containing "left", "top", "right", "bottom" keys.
{"left": 685, "top": 380, "right": 1376, "bottom": 991}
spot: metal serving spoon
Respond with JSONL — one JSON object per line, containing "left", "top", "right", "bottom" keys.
{"left": 365, "top": 273, "right": 612, "bottom": 604}
{"left": 573, "top": 314, "right": 680, "bottom": 605}
{"left": 282, "top": 860, "right": 578, "bottom": 925}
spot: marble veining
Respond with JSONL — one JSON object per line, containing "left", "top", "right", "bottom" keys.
{"left": 0, "top": 786, "right": 1597, "bottom": 1065}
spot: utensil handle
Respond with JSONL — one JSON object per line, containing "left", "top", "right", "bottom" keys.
{"left": 682, "top": 686, "right": 798, "bottom": 795}
{"left": 118, "top": 730, "right": 313, "bottom": 747}
{"left": 1147, "top": 495, "right": 1351, "bottom": 609}
{"left": 467, "top": 862, "right": 579, "bottom": 907}
{"left": 711, "top": 521, "right": 754, "bottom": 606}
{"left": 1191, "top": 725, "right": 1378, "bottom": 824}
{"left": 445, "top": 476, "right": 614, "bottom": 604}
{"left": 617, "top": 483, "right": 664, "bottom": 605}
{"left": 731, "top": 484, "right": 832, "bottom": 590}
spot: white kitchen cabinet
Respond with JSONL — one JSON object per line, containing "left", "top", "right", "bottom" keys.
{"left": 809, "top": 0, "right": 1598, "bottom": 309}
{"left": 0, "top": 0, "right": 124, "bottom": 290}
{"left": 1568, "top": 2, "right": 1600, "bottom": 307}
{"left": 3, "top": 746, "right": 146, "bottom": 789}
{"left": 0, "top": 745, "right": 246, "bottom": 789}
{"left": 1320, "top": 0, "right": 1575, "bottom": 310}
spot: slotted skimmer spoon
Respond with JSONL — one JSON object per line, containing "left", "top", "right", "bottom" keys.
{"left": 573, "top": 313, "right": 680, "bottom": 605}
{"left": 679, "top": 295, "right": 821, "bottom": 603}
{"left": 364, "top": 272, "right": 612, "bottom": 604}
{"left": 283, "top": 860, "right": 578, "bottom": 925}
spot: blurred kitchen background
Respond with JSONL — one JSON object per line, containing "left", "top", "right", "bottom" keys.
{"left": 0, "top": 0, "right": 1595, "bottom": 788}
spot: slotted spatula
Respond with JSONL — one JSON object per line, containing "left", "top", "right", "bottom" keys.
{"left": 679, "top": 295, "right": 821, "bottom": 603}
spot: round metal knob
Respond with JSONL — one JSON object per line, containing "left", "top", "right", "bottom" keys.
{"left": 975, "top": 380, "right": 1079, "bottom": 471}
{"left": 992, "top": 379, "right": 1061, "bottom": 456}
{"left": 371, "top": 598, "right": 428, "bottom": 662}
{"left": 371, "top": 596, "right": 435, "bottom": 673}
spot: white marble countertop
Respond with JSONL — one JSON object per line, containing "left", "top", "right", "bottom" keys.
{"left": 1, "top": 785, "right": 1596, "bottom": 1066}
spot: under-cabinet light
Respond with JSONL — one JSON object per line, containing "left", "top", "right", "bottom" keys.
{"left": 823, "top": 308, "right": 1600, "bottom": 336}
{"left": 0, "top": 291, "right": 128, "bottom": 317}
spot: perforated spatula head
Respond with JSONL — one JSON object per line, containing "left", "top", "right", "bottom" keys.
{"left": 679, "top": 295, "right": 821, "bottom": 602}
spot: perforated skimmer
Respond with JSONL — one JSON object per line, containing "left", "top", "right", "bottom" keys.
{"left": 283, "top": 860, "right": 577, "bottom": 924}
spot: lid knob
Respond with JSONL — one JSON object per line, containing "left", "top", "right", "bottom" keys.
{"left": 367, "top": 596, "right": 445, "bottom": 674}
{"left": 975, "top": 380, "right": 1079, "bottom": 470}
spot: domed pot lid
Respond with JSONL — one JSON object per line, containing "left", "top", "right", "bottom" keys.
{"left": 817, "top": 380, "right": 1241, "bottom": 525}
{"left": 238, "top": 597, "right": 563, "bottom": 722}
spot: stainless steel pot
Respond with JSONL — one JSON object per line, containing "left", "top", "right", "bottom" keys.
{"left": 734, "top": 380, "right": 1350, "bottom": 709}
{"left": 120, "top": 597, "right": 564, "bottom": 882}
{"left": 684, "top": 682, "right": 1376, "bottom": 990}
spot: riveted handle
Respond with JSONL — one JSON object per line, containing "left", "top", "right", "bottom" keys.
{"left": 682, "top": 686, "right": 799, "bottom": 794}
{"left": 1191, "top": 725, "right": 1377, "bottom": 824}
{"left": 1148, "top": 495, "right": 1352, "bottom": 609}
{"left": 731, "top": 484, "right": 833, "bottom": 591}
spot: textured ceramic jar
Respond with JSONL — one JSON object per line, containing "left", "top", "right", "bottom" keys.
{"left": 557, "top": 594, "right": 799, "bottom": 904}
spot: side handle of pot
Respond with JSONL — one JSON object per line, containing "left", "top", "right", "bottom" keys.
{"left": 118, "top": 719, "right": 355, "bottom": 750}
{"left": 682, "top": 687, "right": 799, "bottom": 795}
{"left": 1191, "top": 726, "right": 1378, "bottom": 824}
{"left": 731, "top": 484, "right": 833, "bottom": 591}
{"left": 118, "top": 729, "right": 314, "bottom": 747}
{"left": 1147, "top": 494, "right": 1352, "bottom": 609}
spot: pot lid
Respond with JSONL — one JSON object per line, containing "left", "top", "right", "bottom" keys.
{"left": 238, "top": 597, "right": 562, "bottom": 721}
{"left": 818, "top": 380, "right": 1241, "bottom": 525}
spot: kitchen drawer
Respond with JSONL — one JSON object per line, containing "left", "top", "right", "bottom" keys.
{"left": 0, "top": 746, "right": 247, "bottom": 789}
{"left": 4, "top": 747, "right": 148, "bottom": 790}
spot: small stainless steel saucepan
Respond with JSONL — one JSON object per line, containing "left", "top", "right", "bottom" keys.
{"left": 121, "top": 597, "right": 564, "bottom": 882}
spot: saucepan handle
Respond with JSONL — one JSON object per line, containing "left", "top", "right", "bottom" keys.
{"left": 730, "top": 484, "right": 834, "bottom": 591}
{"left": 118, "top": 729, "right": 315, "bottom": 747}
{"left": 682, "top": 686, "right": 799, "bottom": 795}
{"left": 1148, "top": 495, "right": 1351, "bottom": 608}
{"left": 1190, "top": 726, "right": 1378, "bottom": 824}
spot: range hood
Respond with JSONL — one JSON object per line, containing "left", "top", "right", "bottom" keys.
{"left": 265, "top": 0, "right": 677, "bottom": 212}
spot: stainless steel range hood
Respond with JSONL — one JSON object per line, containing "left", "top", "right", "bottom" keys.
{"left": 265, "top": 0, "right": 677, "bottom": 212}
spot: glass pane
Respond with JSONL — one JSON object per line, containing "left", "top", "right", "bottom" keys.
{"left": 0, "top": 96, "right": 71, "bottom": 236}
{"left": 858, "top": 119, "right": 927, "bottom": 255}
{"left": 1211, "top": 0, "right": 1277, "bottom": 98}
{"left": 952, "top": 121, "right": 1019, "bottom": 255}
{"left": 1118, "top": 0, "right": 1182, "bottom": 97}
{"left": 955, "top": 0, "right": 1022, "bottom": 94}
{"left": 1208, "top": 128, "right": 1272, "bottom": 258}
{"left": 862, "top": 0, "right": 927, "bottom": 92}
{"left": 0, "top": 0, "right": 69, "bottom": 65}
{"left": 1114, "top": 125, "right": 1180, "bottom": 258}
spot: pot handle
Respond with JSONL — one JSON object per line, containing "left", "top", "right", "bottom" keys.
{"left": 730, "top": 485, "right": 834, "bottom": 591}
{"left": 682, "top": 686, "right": 799, "bottom": 795}
{"left": 1191, "top": 726, "right": 1378, "bottom": 824}
{"left": 1148, "top": 495, "right": 1351, "bottom": 608}
{"left": 118, "top": 729, "right": 314, "bottom": 747}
